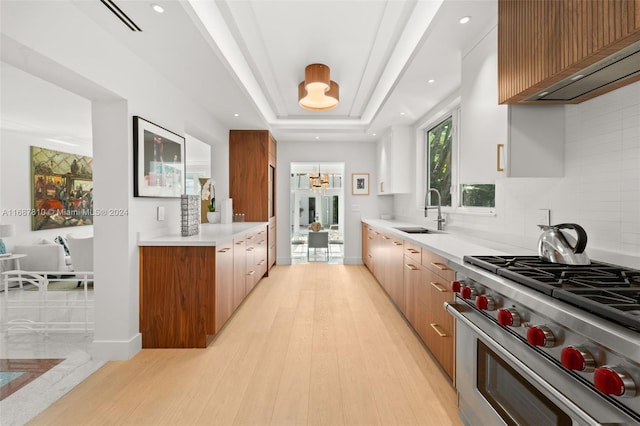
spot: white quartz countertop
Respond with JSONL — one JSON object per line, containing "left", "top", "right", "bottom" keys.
{"left": 138, "top": 222, "right": 267, "bottom": 246}
{"left": 361, "top": 218, "right": 535, "bottom": 266}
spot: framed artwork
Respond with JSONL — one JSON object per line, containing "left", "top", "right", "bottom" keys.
{"left": 133, "top": 116, "right": 185, "bottom": 198}
{"left": 30, "top": 146, "right": 93, "bottom": 230}
{"left": 351, "top": 173, "right": 369, "bottom": 196}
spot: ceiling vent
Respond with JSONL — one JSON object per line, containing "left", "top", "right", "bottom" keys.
{"left": 99, "top": 0, "right": 141, "bottom": 32}
{"left": 527, "top": 40, "right": 640, "bottom": 102}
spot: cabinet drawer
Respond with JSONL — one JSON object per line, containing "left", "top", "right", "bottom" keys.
{"left": 422, "top": 250, "right": 455, "bottom": 281}
{"left": 404, "top": 242, "right": 422, "bottom": 264}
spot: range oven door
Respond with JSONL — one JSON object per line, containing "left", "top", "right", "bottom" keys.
{"left": 446, "top": 301, "right": 635, "bottom": 426}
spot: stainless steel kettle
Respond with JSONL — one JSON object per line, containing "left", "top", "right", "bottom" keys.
{"left": 537, "top": 223, "right": 590, "bottom": 265}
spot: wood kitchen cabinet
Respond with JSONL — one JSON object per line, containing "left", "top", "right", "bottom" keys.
{"left": 422, "top": 261, "right": 455, "bottom": 380}
{"left": 229, "top": 130, "right": 277, "bottom": 270}
{"left": 233, "top": 237, "right": 247, "bottom": 310}
{"left": 215, "top": 241, "right": 234, "bottom": 334}
{"left": 140, "top": 245, "right": 218, "bottom": 348}
{"left": 498, "top": 0, "right": 640, "bottom": 104}
{"left": 376, "top": 126, "right": 412, "bottom": 195}
{"left": 361, "top": 223, "right": 456, "bottom": 380}
{"left": 460, "top": 26, "right": 564, "bottom": 182}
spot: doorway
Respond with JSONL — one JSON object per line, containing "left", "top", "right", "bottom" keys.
{"left": 290, "top": 162, "right": 345, "bottom": 263}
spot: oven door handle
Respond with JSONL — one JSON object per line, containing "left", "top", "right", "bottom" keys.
{"left": 445, "top": 302, "right": 603, "bottom": 426}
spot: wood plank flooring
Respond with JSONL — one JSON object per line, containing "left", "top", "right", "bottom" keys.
{"left": 29, "top": 264, "right": 461, "bottom": 426}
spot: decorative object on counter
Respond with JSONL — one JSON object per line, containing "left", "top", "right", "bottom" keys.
{"left": 133, "top": 116, "right": 185, "bottom": 198}
{"left": 351, "top": 173, "right": 369, "bottom": 196}
{"left": 233, "top": 213, "right": 245, "bottom": 222}
{"left": 309, "top": 221, "right": 322, "bottom": 232}
{"left": 537, "top": 223, "right": 590, "bottom": 265}
{"left": 180, "top": 195, "right": 199, "bottom": 236}
{"left": 298, "top": 63, "right": 339, "bottom": 111}
{"left": 201, "top": 179, "right": 219, "bottom": 223}
{"left": 220, "top": 199, "right": 233, "bottom": 224}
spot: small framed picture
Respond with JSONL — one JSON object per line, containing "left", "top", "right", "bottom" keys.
{"left": 133, "top": 116, "right": 185, "bottom": 198}
{"left": 351, "top": 173, "right": 369, "bottom": 196}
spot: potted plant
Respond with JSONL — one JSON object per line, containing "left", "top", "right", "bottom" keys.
{"left": 201, "top": 179, "right": 220, "bottom": 223}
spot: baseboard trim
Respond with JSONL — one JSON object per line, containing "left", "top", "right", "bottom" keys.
{"left": 91, "top": 332, "right": 142, "bottom": 360}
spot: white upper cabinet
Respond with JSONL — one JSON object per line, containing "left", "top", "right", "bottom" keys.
{"left": 460, "top": 26, "right": 564, "bottom": 183}
{"left": 377, "top": 126, "right": 413, "bottom": 195}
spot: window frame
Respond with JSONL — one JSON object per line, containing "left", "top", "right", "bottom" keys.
{"left": 419, "top": 105, "right": 496, "bottom": 216}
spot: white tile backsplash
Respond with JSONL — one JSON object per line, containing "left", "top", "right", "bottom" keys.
{"left": 448, "top": 81, "right": 640, "bottom": 259}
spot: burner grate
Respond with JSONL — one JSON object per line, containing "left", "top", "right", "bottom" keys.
{"left": 464, "top": 255, "right": 640, "bottom": 331}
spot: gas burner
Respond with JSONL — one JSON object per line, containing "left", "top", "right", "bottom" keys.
{"left": 464, "top": 255, "right": 640, "bottom": 331}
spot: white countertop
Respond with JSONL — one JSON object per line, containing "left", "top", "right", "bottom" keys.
{"left": 362, "top": 218, "right": 535, "bottom": 266}
{"left": 362, "top": 218, "right": 640, "bottom": 269}
{"left": 138, "top": 222, "right": 267, "bottom": 246}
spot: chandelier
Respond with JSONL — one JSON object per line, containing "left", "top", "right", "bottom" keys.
{"left": 298, "top": 63, "right": 339, "bottom": 111}
{"left": 309, "top": 165, "right": 329, "bottom": 193}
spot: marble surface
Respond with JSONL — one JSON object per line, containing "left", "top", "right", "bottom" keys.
{"left": 137, "top": 222, "right": 268, "bottom": 246}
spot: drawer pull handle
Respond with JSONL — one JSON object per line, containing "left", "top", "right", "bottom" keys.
{"left": 218, "top": 248, "right": 230, "bottom": 253}
{"left": 430, "top": 323, "right": 447, "bottom": 337}
{"left": 430, "top": 262, "right": 449, "bottom": 271}
{"left": 247, "top": 247, "right": 254, "bottom": 251}
{"left": 430, "top": 282, "right": 447, "bottom": 292}
{"left": 235, "top": 241, "right": 244, "bottom": 245}
{"left": 405, "top": 264, "right": 418, "bottom": 271}
{"left": 408, "top": 249, "right": 420, "bottom": 254}
{"left": 393, "top": 241, "right": 403, "bottom": 246}
{"left": 257, "top": 260, "right": 265, "bottom": 265}
{"left": 247, "top": 270, "right": 255, "bottom": 276}
{"left": 382, "top": 236, "right": 391, "bottom": 240}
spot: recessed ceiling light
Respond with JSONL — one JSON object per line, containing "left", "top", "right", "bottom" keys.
{"left": 372, "top": 133, "right": 377, "bottom": 137}
{"left": 400, "top": 112, "right": 406, "bottom": 116}
{"left": 151, "top": 4, "right": 164, "bottom": 13}
{"left": 315, "top": 136, "right": 320, "bottom": 140}
{"left": 233, "top": 113, "right": 239, "bottom": 117}
{"left": 459, "top": 16, "right": 471, "bottom": 24}
{"left": 428, "top": 79, "right": 435, "bottom": 84}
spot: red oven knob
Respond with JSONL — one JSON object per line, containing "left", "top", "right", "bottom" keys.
{"left": 527, "top": 325, "right": 555, "bottom": 348}
{"left": 451, "top": 280, "right": 461, "bottom": 292}
{"left": 594, "top": 366, "right": 637, "bottom": 397}
{"left": 497, "top": 308, "right": 521, "bottom": 327}
{"left": 460, "top": 286, "right": 477, "bottom": 300}
{"left": 561, "top": 346, "right": 595, "bottom": 372}
{"left": 475, "top": 295, "right": 495, "bottom": 311}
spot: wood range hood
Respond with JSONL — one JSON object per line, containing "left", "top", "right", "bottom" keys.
{"left": 498, "top": 0, "right": 640, "bottom": 105}
{"left": 525, "top": 40, "right": 640, "bottom": 102}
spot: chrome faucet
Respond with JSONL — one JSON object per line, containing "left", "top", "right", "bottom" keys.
{"left": 425, "top": 188, "right": 445, "bottom": 231}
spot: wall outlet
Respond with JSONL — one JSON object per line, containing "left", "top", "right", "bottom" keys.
{"left": 536, "top": 209, "right": 550, "bottom": 226}
{"left": 157, "top": 206, "right": 165, "bottom": 221}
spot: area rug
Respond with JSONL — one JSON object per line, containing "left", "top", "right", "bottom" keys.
{"left": 24, "top": 281, "right": 93, "bottom": 291}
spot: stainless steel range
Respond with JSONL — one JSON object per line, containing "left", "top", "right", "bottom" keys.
{"left": 446, "top": 255, "right": 640, "bottom": 425}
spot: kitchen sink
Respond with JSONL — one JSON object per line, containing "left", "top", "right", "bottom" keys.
{"left": 394, "top": 227, "right": 436, "bottom": 234}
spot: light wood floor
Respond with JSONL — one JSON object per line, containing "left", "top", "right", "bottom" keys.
{"left": 29, "top": 264, "right": 462, "bottom": 426}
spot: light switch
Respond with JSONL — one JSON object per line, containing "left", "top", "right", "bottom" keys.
{"left": 157, "top": 206, "right": 165, "bottom": 221}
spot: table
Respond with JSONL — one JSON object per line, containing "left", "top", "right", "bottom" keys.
{"left": 0, "top": 254, "right": 27, "bottom": 288}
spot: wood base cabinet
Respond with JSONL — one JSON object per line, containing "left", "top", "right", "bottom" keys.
{"left": 215, "top": 242, "right": 234, "bottom": 334}
{"left": 140, "top": 246, "right": 217, "bottom": 349}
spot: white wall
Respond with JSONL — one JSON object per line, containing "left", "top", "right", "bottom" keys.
{"left": 277, "top": 140, "right": 383, "bottom": 264}
{"left": 1, "top": 1, "right": 228, "bottom": 359}
{"left": 394, "top": 80, "right": 640, "bottom": 266}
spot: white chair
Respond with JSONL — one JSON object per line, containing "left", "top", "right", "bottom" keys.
{"left": 66, "top": 234, "right": 93, "bottom": 285}
{"left": 307, "top": 231, "right": 329, "bottom": 261}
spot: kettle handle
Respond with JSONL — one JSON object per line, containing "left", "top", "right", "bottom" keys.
{"left": 555, "top": 223, "right": 588, "bottom": 254}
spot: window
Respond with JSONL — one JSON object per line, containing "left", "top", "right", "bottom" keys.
{"left": 425, "top": 113, "right": 495, "bottom": 211}
{"left": 426, "top": 117, "right": 453, "bottom": 207}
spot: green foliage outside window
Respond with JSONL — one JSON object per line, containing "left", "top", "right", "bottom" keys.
{"left": 427, "top": 117, "right": 452, "bottom": 207}
{"left": 461, "top": 184, "right": 495, "bottom": 207}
